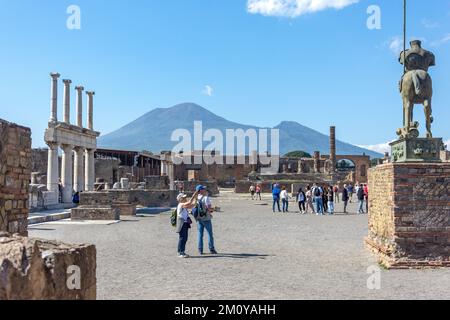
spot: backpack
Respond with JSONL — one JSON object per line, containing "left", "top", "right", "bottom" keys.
{"left": 170, "top": 208, "right": 177, "bottom": 227}
{"left": 314, "top": 187, "right": 321, "bottom": 197}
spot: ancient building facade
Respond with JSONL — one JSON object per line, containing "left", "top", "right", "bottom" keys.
{"left": 0, "top": 119, "right": 32, "bottom": 236}
{"left": 44, "top": 73, "right": 100, "bottom": 204}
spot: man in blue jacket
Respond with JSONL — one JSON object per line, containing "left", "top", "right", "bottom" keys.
{"left": 272, "top": 183, "right": 281, "bottom": 213}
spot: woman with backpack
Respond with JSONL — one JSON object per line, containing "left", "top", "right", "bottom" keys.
{"left": 297, "top": 187, "right": 306, "bottom": 214}
{"left": 175, "top": 191, "right": 199, "bottom": 258}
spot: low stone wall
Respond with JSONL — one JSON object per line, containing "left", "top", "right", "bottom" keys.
{"left": 0, "top": 233, "right": 96, "bottom": 300}
{"left": 71, "top": 206, "right": 120, "bottom": 221}
{"left": 145, "top": 176, "right": 170, "bottom": 190}
{"left": 181, "top": 181, "right": 219, "bottom": 196}
{"left": 366, "top": 163, "right": 450, "bottom": 268}
{"left": 80, "top": 189, "right": 178, "bottom": 208}
{"left": 0, "top": 119, "right": 32, "bottom": 236}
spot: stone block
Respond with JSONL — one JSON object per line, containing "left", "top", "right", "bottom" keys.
{"left": 113, "top": 203, "right": 136, "bottom": 216}
{"left": 71, "top": 206, "right": 120, "bottom": 221}
{"left": 0, "top": 233, "right": 96, "bottom": 300}
{"left": 366, "top": 163, "right": 450, "bottom": 268}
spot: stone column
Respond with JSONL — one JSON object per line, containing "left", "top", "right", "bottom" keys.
{"left": 46, "top": 142, "right": 59, "bottom": 193}
{"left": 63, "top": 79, "right": 72, "bottom": 124}
{"left": 330, "top": 126, "right": 336, "bottom": 173}
{"left": 61, "top": 144, "right": 74, "bottom": 203}
{"left": 314, "top": 151, "right": 321, "bottom": 173}
{"left": 49, "top": 73, "right": 60, "bottom": 122}
{"left": 73, "top": 147, "right": 85, "bottom": 192}
{"left": 85, "top": 149, "right": 95, "bottom": 191}
{"left": 75, "top": 86, "right": 84, "bottom": 127}
{"left": 86, "top": 91, "right": 95, "bottom": 130}
{"left": 168, "top": 162, "right": 175, "bottom": 191}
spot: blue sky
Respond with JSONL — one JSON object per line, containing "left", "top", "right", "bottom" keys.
{"left": 0, "top": 0, "right": 449, "bottom": 151}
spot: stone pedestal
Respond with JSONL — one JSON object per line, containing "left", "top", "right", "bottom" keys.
{"left": 0, "top": 233, "right": 96, "bottom": 300}
{"left": 390, "top": 137, "right": 444, "bottom": 163}
{"left": 71, "top": 206, "right": 119, "bottom": 221}
{"left": 113, "top": 203, "right": 136, "bottom": 216}
{"left": 366, "top": 163, "right": 450, "bottom": 268}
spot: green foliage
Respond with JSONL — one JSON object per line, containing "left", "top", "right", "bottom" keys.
{"left": 283, "top": 151, "right": 312, "bottom": 158}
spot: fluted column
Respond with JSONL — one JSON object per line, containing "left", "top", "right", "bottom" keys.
{"left": 73, "top": 147, "right": 85, "bottom": 192}
{"left": 61, "top": 144, "right": 74, "bottom": 203}
{"left": 46, "top": 142, "right": 59, "bottom": 193}
{"left": 63, "top": 79, "right": 72, "bottom": 124}
{"left": 75, "top": 86, "right": 84, "bottom": 127}
{"left": 86, "top": 91, "right": 95, "bottom": 130}
{"left": 85, "top": 149, "right": 95, "bottom": 191}
{"left": 49, "top": 73, "right": 60, "bottom": 122}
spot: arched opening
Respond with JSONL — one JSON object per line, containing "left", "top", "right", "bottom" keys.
{"left": 336, "top": 159, "right": 356, "bottom": 172}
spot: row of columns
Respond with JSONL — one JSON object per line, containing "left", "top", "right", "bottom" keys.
{"left": 50, "top": 72, "right": 95, "bottom": 129}
{"left": 47, "top": 73, "right": 97, "bottom": 203}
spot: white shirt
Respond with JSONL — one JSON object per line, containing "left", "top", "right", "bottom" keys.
{"left": 177, "top": 203, "right": 189, "bottom": 222}
{"left": 280, "top": 190, "right": 289, "bottom": 200}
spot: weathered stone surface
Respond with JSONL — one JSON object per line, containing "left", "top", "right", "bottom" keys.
{"left": 0, "top": 119, "right": 31, "bottom": 236}
{"left": 80, "top": 189, "right": 178, "bottom": 208}
{"left": 0, "top": 233, "right": 96, "bottom": 300}
{"left": 113, "top": 203, "right": 136, "bottom": 216}
{"left": 71, "top": 206, "right": 119, "bottom": 221}
{"left": 366, "top": 162, "right": 450, "bottom": 268}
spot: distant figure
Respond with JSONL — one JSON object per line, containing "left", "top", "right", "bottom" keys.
{"left": 342, "top": 184, "right": 349, "bottom": 214}
{"left": 255, "top": 184, "right": 262, "bottom": 200}
{"left": 322, "top": 185, "right": 328, "bottom": 213}
{"left": 357, "top": 184, "right": 365, "bottom": 214}
{"left": 347, "top": 184, "right": 354, "bottom": 203}
{"left": 249, "top": 185, "right": 256, "bottom": 200}
{"left": 305, "top": 186, "right": 315, "bottom": 214}
{"left": 364, "top": 184, "right": 369, "bottom": 213}
{"left": 72, "top": 192, "right": 80, "bottom": 205}
{"left": 333, "top": 185, "right": 340, "bottom": 203}
{"left": 327, "top": 186, "right": 334, "bottom": 215}
{"left": 297, "top": 187, "right": 306, "bottom": 214}
{"left": 280, "top": 186, "right": 290, "bottom": 213}
{"left": 272, "top": 183, "right": 282, "bottom": 213}
{"left": 58, "top": 179, "right": 63, "bottom": 203}
{"left": 312, "top": 183, "right": 324, "bottom": 215}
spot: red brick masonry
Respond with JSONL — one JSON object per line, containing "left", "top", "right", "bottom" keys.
{"left": 366, "top": 162, "right": 450, "bottom": 268}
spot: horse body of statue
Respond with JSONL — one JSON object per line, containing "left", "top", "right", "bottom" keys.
{"left": 398, "top": 40, "right": 435, "bottom": 139}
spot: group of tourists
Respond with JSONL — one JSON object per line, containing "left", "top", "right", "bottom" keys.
{"left": 248, "top": 184, "right": 262, "bottom": 200}
{"left": 174, "top": 185, "right": 217, "bottom": 258}
{"left": 267, "top": 182, "right": 369, "bottom": 215}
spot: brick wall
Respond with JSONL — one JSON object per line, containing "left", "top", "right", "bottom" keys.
{"left": 0, "top": 119, "right": 32, "bottom": 236}
{"left": 366, "top": 163, "right": 450, "bottom": 268}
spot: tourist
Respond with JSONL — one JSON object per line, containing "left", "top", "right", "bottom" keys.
{"left": 175, "top": 191, "right": 198, "bottom": 258}
{"left": 305, "top": 186, "right": 315, "bottom": 214}
{"left": 312, "top": 183, "right": 324, "bottom": 215}
{"left": 196, "top": 185, "right": 218, "bottom": 255}
{"left": 272, "top": 183, "right": 281, "bottom": 213}
{"left": 357, "top": 184, "right": 365, "bottom": 214}
{"left": 322, "top": 185, "right": 328, "bottom": 213}
{"left": 364, "top": 184, "right": 369, "bottom": 213}
{"left": 334, "top": 185, "right": 340, "bottom": 203}
{"left": 297, "top": 187, "right": 306, "bottom": 214}
{"left": 348, "top": 184, "right": 354, "bottom": 203}
{"left": 280, "top": 186, "right": 290, "bottom": 213}
{"left": 342, "top": 184, "right": 349, "bottom": 214}
{"left": 72, "top": 192, "right": 80, "bottom": 205}
{"left": 327, "top": 186, "right": 334, "bottom": 215}
{"left": 255, "top": 184, "right": 262, "bottom": 200}
{"left": 249, "top": 185, "right": 256, "bottom": 200}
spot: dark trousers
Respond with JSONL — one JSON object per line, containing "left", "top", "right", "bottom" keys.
{"left": 273, "top": 198, "right": 281, "bottom": 212}
{"left": 178, "top": 223, "right": 189, "bottom": 254}
{"left": 298, "top": 201, "right": 305, "bottom": 212}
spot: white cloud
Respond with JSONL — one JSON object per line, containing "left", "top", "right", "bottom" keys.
{"left": 247, "top": 0, "right": 359, "bottom": 18}
{"left": 387, "top": 36, "right": 403, "bottom": 55}
{"left": 202, "top": 85, "right": 214, "bottom": 97}
{"left": 430, "top": 34, "right": 450, "bottom": 47}
{"left": 445, "top": 139, "right": 450, "bottom": 150}
{"left": 422, "top": 18, "right": 439, "bottom": 29}
{"left": 358, "top": 141, "right": 394, "bottom": 156}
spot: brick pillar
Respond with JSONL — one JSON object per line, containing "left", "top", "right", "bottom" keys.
{"left": 330, "top": 126, "right": 336, "bottom": 172}
{"left": 314, "top": 151, "right": 321, "bottom": 173}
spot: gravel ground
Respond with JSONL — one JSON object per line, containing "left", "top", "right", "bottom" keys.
{"left": 29, "top": 190, "right": 450, "bottom": 300}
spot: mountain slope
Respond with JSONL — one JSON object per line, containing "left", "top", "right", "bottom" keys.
{"left": 99, "top": 103, "right": 382, "bottom": 158}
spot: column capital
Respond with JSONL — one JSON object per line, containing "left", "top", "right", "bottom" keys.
{"left": 86, "top": 91, "right": 95, "bottom": 96}
{"left": 46, "top": 142, "right": 59, "bottom": 149}
{"left": 75, "top": 86, "right": 85, "bottom": 91}
{"left": 50, "top": 72, "right": 61, "bottom": 79}
{"left": 62, "top": 79, "right": 72, "bottom": 85}
{"left": 61, "top": 144, "right": 74, "bottom": 151}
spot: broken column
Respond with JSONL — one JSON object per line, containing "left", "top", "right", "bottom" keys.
{"left": 49, "top": 73, "right": 60, "bottom": 122}
{"left": 329, "top": 126, "right": 336, "bottom": 173}
{"left": 63, "top": 79, "right": 72, "bottom": 124}
{"left": 85, "top": 149, "right": 95, "bottom": 191}
{"left": 314, "top": 151, "right": 321, "bottom": 173}
{"left": 75, "top": 86, "right": 84, "bottom": 127}
{"left": 86, "top": 91, "right": 95, "bottom": 131}
{"left": 73, "top": 147, "right": 85, "bottom": 192}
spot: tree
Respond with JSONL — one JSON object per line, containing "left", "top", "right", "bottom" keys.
{"left": 283, "top": 151, "right": 312, "bottom": 158}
